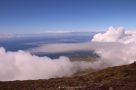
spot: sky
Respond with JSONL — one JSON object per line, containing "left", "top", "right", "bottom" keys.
{"left": 0, "top": 0, "right": 136, "bottom": 33}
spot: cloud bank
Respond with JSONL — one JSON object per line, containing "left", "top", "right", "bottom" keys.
{"left": 92, "top": 26, "right": 136, "bottom": 66}
{"left": 0, "top": 47, "right": 100, "bottom": 81}
{"left": 28, "top": 26, "right": 136, "bottom": 67}
{"left": 0, "top": 26, "right": 136, "bottom": 81}
{"left": 92, "top": 26, "right": 136, "bottom": 44}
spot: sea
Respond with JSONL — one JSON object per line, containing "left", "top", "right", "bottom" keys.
{"left": 0, "top": 32, "right": 96, "bottom": 58}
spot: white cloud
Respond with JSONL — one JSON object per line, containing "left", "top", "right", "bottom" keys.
{"left": 28, "top": 26, "right": 136, "bottom": 68}
{"left": 92, "top": 26, "right": 136, "bottom": 44}
{"left": 1, "top": 26, "right": 136, "bottom": 81}
{"left": 91, "top": 26, "right": 136, "bottom": 66}
{"left": 0, "top": 47, "right": 98, "bottom": 81}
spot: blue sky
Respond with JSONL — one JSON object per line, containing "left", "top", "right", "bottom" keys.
{"left": 0, "top": 0, "right": 136, "bottom": 33}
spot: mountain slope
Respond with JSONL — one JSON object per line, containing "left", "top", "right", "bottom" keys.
{"left": 0, "top": 62, "right": 136, "bottom": 90}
